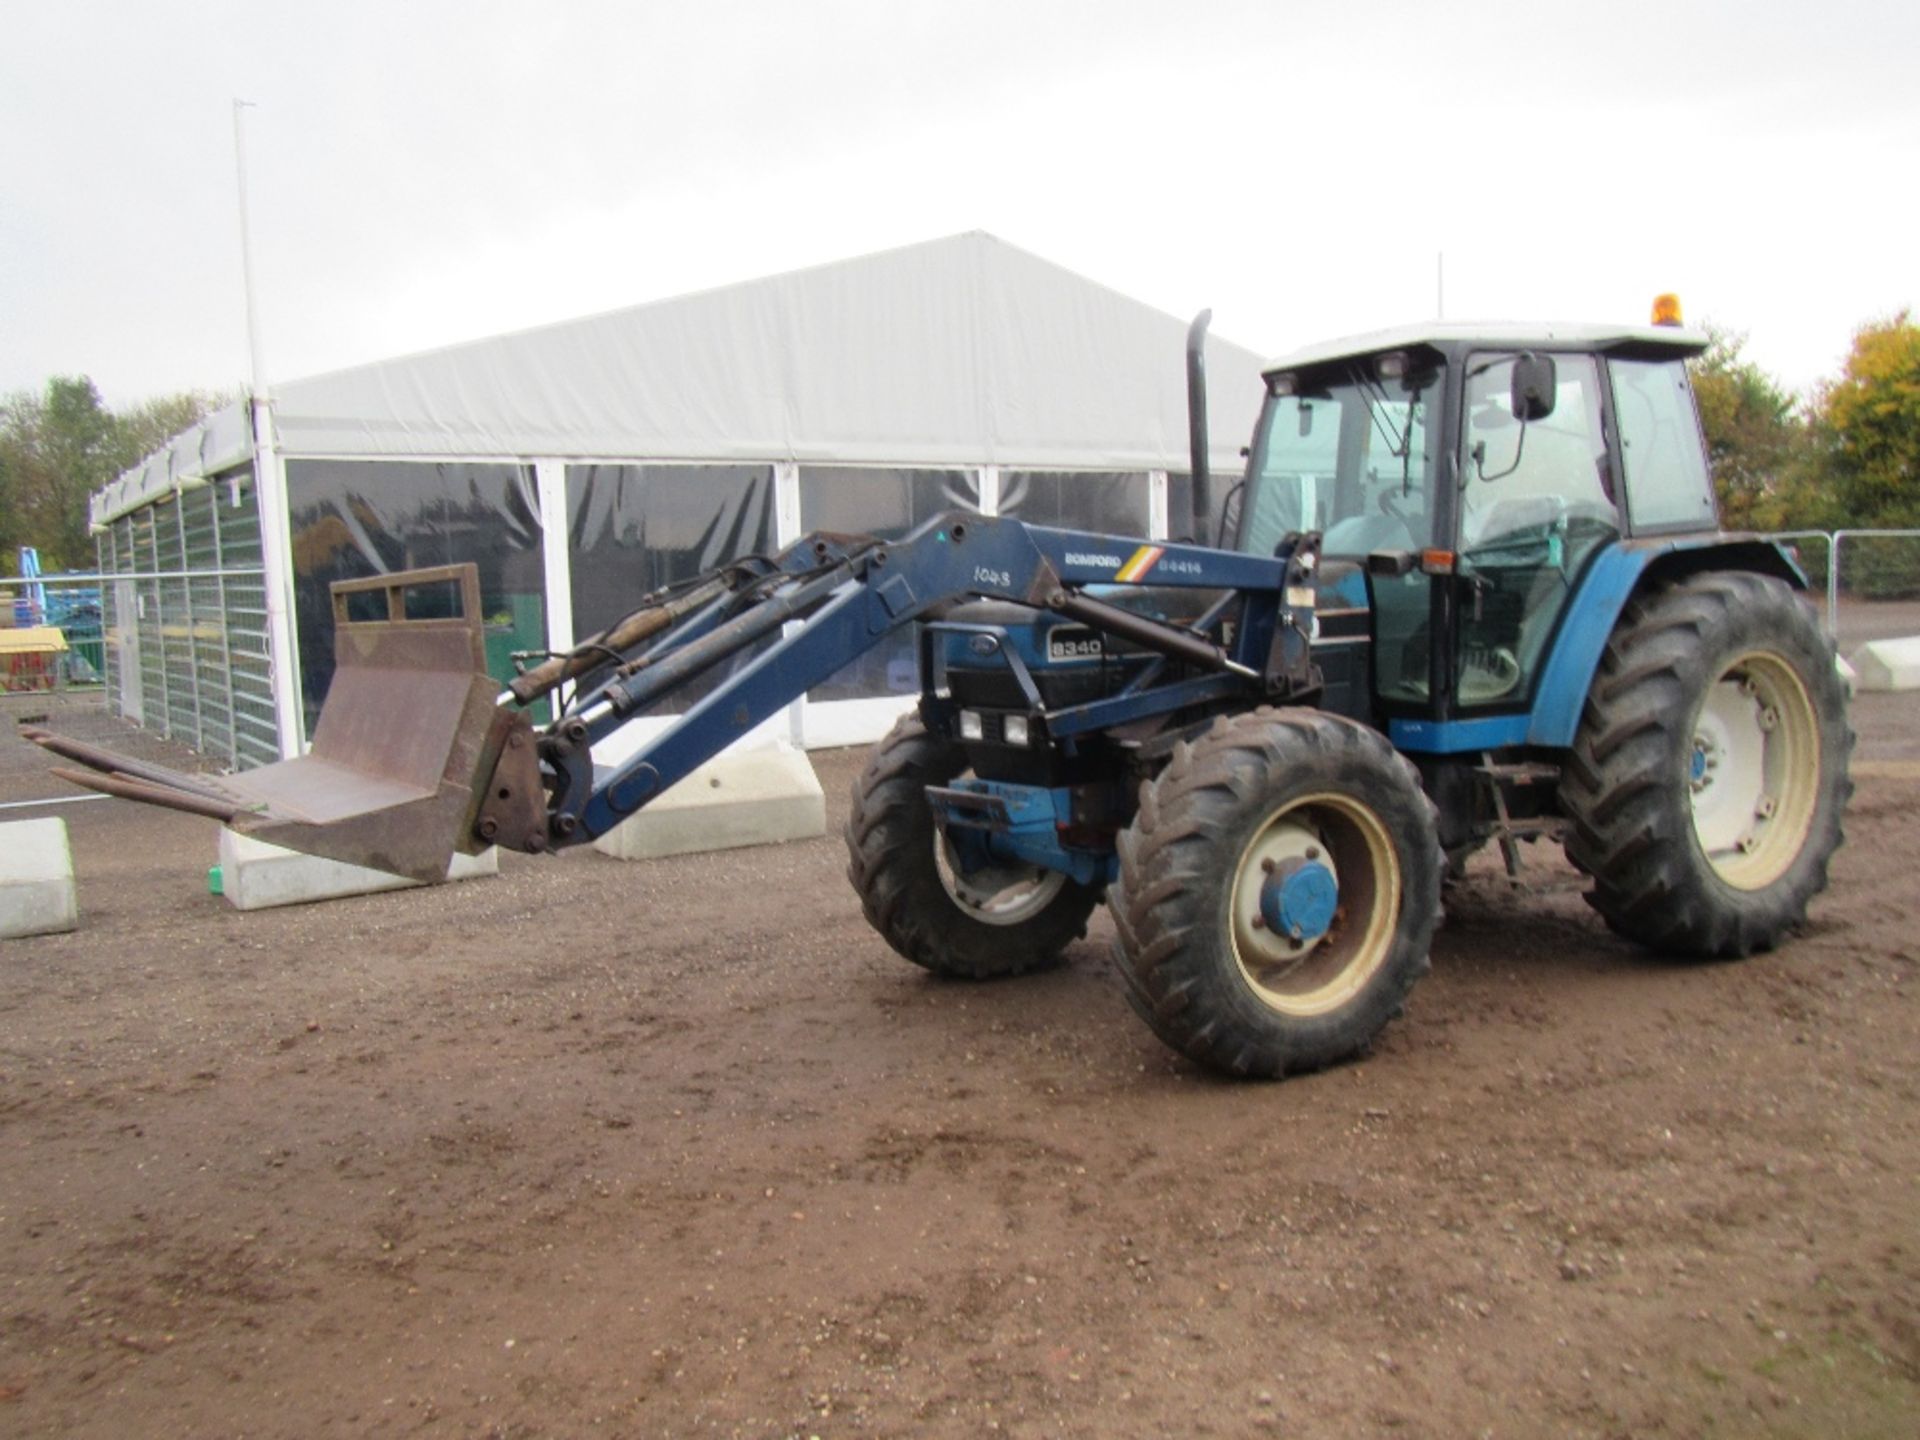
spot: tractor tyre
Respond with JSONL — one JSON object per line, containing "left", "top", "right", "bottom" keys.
{"left": 1558, "top": 571, "right": 1852, "bottom": 958}
{"left": 1110, "top": 709, "right": 1444, "bottom": 1078}
{"left": 846, "top": 714, "right": 1101, "bottom": 979}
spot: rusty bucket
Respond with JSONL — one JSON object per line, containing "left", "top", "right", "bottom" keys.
{"left": 29, "top": 564, "right": 507, "bottom": 882}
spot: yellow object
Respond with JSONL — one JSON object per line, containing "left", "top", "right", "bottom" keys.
{"left": 0, "top": 626, "right": 67, "bottom": 692}
{"left": 1651, "top": 293, "right": 1684, "bottom": 327}
{"left": 0, "top": 626, "right": 67, "bottom": 656}
{"left": 1115, "top": 545, "right": 1166, "bottom": 582}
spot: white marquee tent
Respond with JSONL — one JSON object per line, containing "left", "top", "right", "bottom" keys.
{"left": 90, "top": 232, "right": 1269, "bottom": 767}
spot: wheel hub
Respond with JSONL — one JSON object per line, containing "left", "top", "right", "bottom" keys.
{"left": 1235, "top": 821, "right": 1337, "bottom": 970}
{"left": 1228, "top": 795, "right": 1402, "bottom": 1019}
{"left": 1689, "top": 654, "right": 1820, "bottom": 889}
{"left": 1259, "top": 856, "right": 1339, "bottom": 942}
{"left": 1689, "top": 740, "right": 1712, "bottom": 789}
{"left": 936, "top": 832, "right": 1067, "bottom": 926}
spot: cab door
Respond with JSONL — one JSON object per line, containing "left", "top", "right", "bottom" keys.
{"left": 1451, "top": 352, "right": 1620, "bottom": 711}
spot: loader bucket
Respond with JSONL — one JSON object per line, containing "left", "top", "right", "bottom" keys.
{"left": 29, "top": 564, "right": 505, "bottom": 883}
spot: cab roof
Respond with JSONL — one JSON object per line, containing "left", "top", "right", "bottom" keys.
{"left": 1263, "top": 321, "right": 1710, "bottom": 377}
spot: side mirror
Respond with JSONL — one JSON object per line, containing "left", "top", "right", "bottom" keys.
{"left": 1511, "top": 352, "right": 1557, "bottom": 421}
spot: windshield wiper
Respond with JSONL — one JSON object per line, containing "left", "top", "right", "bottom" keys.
{"left": 1356, "top": 371, "right": 1426, "bottom": 496}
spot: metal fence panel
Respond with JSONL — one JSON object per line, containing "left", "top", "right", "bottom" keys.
{"left": 217, "top": 484, "right": 277, "bottom": 768}
{"left": 1829, "top": 529, "right": 1920, "bottom": 656}
{"left": 87, "top": 473, "right": 275, "bottom": 770}
{"left": 1, "top": 572, "right": 100, "bottom": 694}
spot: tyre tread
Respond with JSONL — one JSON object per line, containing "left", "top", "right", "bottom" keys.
{"left": 846, "top": 715, "right": 1099, "bottom": 980}
{"left": 1558, "top": 571, "right": 1852, "bottom": 958}
{"left": 1109, "top": 708, "right": 1444, "bottom": 1078}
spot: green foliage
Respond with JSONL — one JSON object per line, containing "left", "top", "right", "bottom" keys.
{"left": 117, "top": 391, "right": 231, "bottom": 468}
{"left": 1688, "top": 326, "right": 1823, "bottom": 532}
{"left": 1686, "top": 315, "right": 1920, "bottom": 550}
{"left": 1816, "top": 310, "right": 1920, "bottom": 528}
{"left": 0, "top": 378, "right": 226, "bottom": 575}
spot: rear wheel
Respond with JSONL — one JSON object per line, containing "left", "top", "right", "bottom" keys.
{"left": 846, "top": 715, "right": 1100, "bottom": 979}
{"left": 1111, "top": 709, "right": 1443, "bottom": 1078}
{"left": 1559, "top": 571, "right": 1852, "bottom": 957}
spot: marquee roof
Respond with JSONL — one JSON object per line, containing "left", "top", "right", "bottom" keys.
{"left": 94, "top": 233, "right": 1268, "bottom": 527}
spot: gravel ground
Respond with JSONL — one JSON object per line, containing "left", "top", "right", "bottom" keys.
{"left": 0, "top": 681, "right": 1915, "bottom": 1438}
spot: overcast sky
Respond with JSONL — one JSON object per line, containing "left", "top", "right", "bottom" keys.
{"left": 3, "top": 0, "right": 1914, "bottom": 409}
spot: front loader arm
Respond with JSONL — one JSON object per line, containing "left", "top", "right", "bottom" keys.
{"left": 33, "top": 513, "right": 1315, "bottom": 879}
{"left": 529, "top": 512, "right": 1308, "bottom": 848}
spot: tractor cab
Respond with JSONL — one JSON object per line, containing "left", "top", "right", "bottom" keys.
{"left": 1236, "top": 321, "right": 1715, "bottom": 739}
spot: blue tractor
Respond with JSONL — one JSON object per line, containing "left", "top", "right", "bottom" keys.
{"left": 37, "top": 307, "right": 1851, "bottom": 1078}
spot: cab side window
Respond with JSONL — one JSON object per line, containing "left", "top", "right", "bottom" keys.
{"left": 1611, "top": 359, "right": 1717, "bottom": 532}
{"left": 1460, "top": 354, "right": 1615, "bottom": 544}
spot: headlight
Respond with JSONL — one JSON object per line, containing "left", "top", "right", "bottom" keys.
{"left": 1003, "top": 714, "right": 1030, "bottom": 747}
{"left": 958, "top": 710, "right": 984, "bottom": 742}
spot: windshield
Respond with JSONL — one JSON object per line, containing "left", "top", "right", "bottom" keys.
{"left": 1238, "top": 361, "right": 1439, "bottom": 559}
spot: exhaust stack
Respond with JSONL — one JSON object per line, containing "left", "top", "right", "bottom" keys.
{"left": 1185, "top": 309, "right": 1212, "bottom": 544}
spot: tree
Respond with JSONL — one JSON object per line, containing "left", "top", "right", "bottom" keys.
{"left": 1688, "top": 326, "right": 1817, "bottom": 531}
{"left": 116, "top": 391, "right": 229, "bottom": 470}
{"left": 1816, "top": 310, "right": 1920, "bottom": 528}
{"left": 1, "top": 378, "right": 120, "bottom": 573}
{"left": 0, "top": 378, "right": 225, "bottom": 574}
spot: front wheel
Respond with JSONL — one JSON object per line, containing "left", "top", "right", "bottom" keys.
{"left": 1558, "top": 571, "right": 1852, "bottom": 957}
{"left": 846, "top": 715, "right": 1101, "bottom": 979}
{"left": 1110, "top": 709, "right": 1444, "bottom": 1078}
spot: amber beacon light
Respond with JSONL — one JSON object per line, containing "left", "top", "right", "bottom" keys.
{"left": 1651, "top": 293, "right": 1684, "bottom": 327}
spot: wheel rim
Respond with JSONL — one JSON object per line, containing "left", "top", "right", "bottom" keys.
{"left": 1689, "top": 650, "right": 1821, "bottom": 890}
{"left": 1229, "top": 792, "right": 1401, "bottom": 1017}
{"left": 935, "top": 832, "right": 1068, "bottom": 926}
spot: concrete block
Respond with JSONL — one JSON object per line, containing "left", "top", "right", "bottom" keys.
{"left": 217, "top": 829, "right": 498, "bottom": 911}
{"left": 1849, "top": 636, "right": 1920, "bottom": 692}
{"left": 1835, "top": 654, "right": 1858, "bottom": 697}
{"left": 592, "top": 745, "right": 826, "bottom": 862}
{"left": 0, "top": 817, "right": 79, "bottom": 939}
